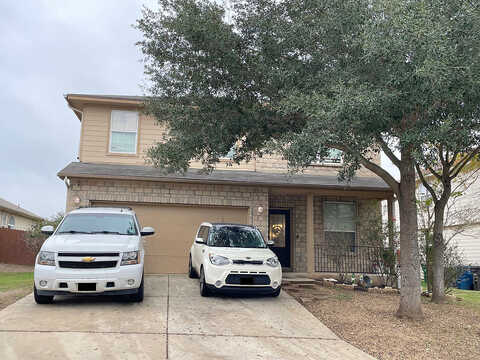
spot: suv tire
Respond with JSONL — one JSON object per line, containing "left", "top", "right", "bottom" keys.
{"left": 34, "top": 286, "right": 54, "bottom": 304}
{"left": 188, "top": 255, "right": 198, "bottom": 278}
{"left": 129, "top": 275, "right": 144, "bottom": 302}
{"left": 271, "top": 287, "right": 281, "bottom": 297}
{"left": 199, "top": 267, "right": 210, "bottom": 297}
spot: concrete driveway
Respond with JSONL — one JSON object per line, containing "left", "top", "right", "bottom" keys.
{"left": 0, "top": 275, "right": 372, "bottom": 359}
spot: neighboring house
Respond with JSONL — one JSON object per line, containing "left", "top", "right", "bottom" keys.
{"left": 58, "top": 94, "right": 394, "bottom": 274}
{"left": 417, "top": 175, "right": 480, "bottom": 266}
{"left": 0, "top": 197, "right": 42, "bottom": 231}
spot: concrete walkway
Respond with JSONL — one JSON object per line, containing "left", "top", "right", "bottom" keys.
{"left": 0, "top": 275, "right": 373, "bottom": 359}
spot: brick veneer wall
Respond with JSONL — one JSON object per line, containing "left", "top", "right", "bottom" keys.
{"left": 270, "top": 194, "right": 307, "bottom": 272}
{"left": 66, "top": 178, "right": 270, "bottom": 237}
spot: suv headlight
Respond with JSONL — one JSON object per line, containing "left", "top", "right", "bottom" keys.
{"left": 37, "top": 251, "right": 55, "bottom": 266}
{"left": 265, "top": 257, "right": 280, "bottom": 267}
{"left": 121, "top": 251, "right": 140, "bottom": 265}
{"left": 209, "top": 254, "right": 230, "bottom": 266}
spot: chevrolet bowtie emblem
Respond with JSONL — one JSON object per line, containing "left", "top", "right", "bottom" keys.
{"left": 82, "top": 257, "right": 96, "bottom": 262}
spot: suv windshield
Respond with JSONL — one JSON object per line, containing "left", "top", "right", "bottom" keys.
{"left": 208, "top": 226, "right": 266, "bottom": 248}
{"left": 56, "top": 213, "right": 138, "bottom": 235}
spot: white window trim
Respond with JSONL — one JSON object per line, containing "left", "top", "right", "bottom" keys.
{"left": 7, "top": 215, "right": 15, "bottom": 229}
{"left": 312, "top": 150, "right": 344, "bottom": 167}
{"left": 109, "top": 110, "right": 139, "bottom": 155}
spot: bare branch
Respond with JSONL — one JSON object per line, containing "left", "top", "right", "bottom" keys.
{"left": 415, "top": 162, "right": 438, "bottom": 203}
{"left": 450, "top": 149, "right": 480, "bottom": 179}
{"left": 376, "top": 136, "right": 401, "bottom": 168}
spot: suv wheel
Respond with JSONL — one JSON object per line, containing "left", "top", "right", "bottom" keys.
{"left": 199, "top": 267, "right": 210, "bottom": 297}
{"left": 271, "top": 287, "right": 281, "bottom": 297}
{"left": 129, "top": 275, "right": 144, "bottom": 302}
{"left": 188, "top": 255, "right": 197, "bottom": 279}
{"left": 34, "top": 286, "right": 54, "bottom": 304}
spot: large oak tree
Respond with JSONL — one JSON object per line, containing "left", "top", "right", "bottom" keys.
{"left": 137, "top": 0, "right": 480, "bottom": 319}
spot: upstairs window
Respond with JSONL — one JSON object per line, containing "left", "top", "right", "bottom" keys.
{"left": 314, "top": 149, "right": 343, "bottom": 165}
{"left": 109, "top": 110, "right": 138, "bottom": 154}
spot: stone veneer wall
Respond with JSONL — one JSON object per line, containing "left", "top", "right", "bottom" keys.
{"left": 66, "top": 178, "right": 270, "bottom": 238}
{"left": 269, "top": 194, "right": 307, "bottom": 272}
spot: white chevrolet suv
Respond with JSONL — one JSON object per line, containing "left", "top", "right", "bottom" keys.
{"left": 34, "top": 207, "right": 154, "bottom": 304}
{"left": 188, "top": 223, "right": 282, "bottom": 297}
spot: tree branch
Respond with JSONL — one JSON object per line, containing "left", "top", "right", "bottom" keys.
{"left": 415, "top": 162, "right": 438, "bottom": 203}
{"left": 376, "top": 136, "right": 401, "bottom": 168}
{"left": 450, "top": 148, "right": 480, "bottom": 179}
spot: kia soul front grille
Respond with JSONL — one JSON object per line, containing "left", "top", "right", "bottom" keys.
{"left": 232, "top": 260, "right": 264, "bottom": 265}
{"left": 225, "top": 274, "right": 270, "bottom": 285}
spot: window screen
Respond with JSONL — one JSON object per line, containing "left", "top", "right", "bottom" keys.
{"left": 324, "top": 202, "right": 356, "bottom": 251}
{"left": 110, "top": 110, "right": 138, "bottom": 154}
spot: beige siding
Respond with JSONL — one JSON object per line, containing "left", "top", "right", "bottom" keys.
{"left": 79, "top": 104, "right": 379, "bottom": 176}
{"left": 0, "top": 210, "right": 38, "bottom": 231}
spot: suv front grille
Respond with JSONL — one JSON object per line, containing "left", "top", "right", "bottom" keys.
{"left": 232, "top": 260, "right": 264, "bottom": 265}
{"left": 58, "top": 252, "right": 119, "bottom": 257}
{"left": 225, "top": 274, "right": 270, "bottom": 285}
{"left": 59, "top": 261, "right": 117, "bottom": 269}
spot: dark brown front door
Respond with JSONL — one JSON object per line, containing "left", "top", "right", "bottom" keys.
{"left": 268, "top": 209, "right": 291, "bottom": 268}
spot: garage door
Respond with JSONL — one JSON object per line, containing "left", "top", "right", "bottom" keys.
{"left": 92, "top": 202, "right": 249, "bottom": 274}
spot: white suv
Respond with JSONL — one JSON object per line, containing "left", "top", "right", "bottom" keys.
{"left": 33, "top": 207, "right": 154, "bottom": 304}
{"left": 188, "top": 223, "right": 282, "bottom": 297}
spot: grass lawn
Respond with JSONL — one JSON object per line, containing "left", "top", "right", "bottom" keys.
{"left": 451, "top": 288, "right": 480, "bottom": 308}
{"left": 0, "top": 272, "right": 33, "bottom": 292}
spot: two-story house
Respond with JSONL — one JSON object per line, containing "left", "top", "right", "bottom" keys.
{"left": 58, "top": 94, "right": 394, "bottom": 274}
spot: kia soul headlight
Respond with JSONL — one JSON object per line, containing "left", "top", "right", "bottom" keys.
{"left": 265, "top": 256, "right": 280, "bottom": 267}
{"left": 209, "top": 254, "right": 231, "bottom": 266}
{"left": 37, "top": 251, "right": 55, "bottom": 266}
{"left": 121, "top": 251, "right": 140, "bottom": 265}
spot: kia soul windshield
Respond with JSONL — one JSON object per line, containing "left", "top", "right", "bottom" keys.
{"left": 56, "top": 214, "right": 138, "bottom": 235}
{"left": 208, "top": 226, "right": 267, "bottom": 248}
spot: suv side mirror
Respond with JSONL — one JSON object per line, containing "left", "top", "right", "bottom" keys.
{"left": 141, "top": 227, "right": 155, "bottom": 236}
{"left": 195, "top": 237, "right": 205, "bottom": 244}
{"left": 266, "top": 240, "right": 275, "bottom": 246}
{"left": 41, "top": 225, "right": 54, "bottom": 235}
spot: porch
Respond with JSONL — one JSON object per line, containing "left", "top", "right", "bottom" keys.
{"left": 266, "top": 188, "right": 395, "bottom": 274}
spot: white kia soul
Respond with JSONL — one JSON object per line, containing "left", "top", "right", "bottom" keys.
{"left": 189, "top": 223, "right": 282, "bottom": 297}
{"left": 33, "top": 207, "right": 154, "bottom": 304}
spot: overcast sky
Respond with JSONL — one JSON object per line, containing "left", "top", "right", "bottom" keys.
{"left": 0, "top": 0, "right": 156, "bottom": 218}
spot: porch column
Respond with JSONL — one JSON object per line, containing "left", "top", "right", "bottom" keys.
{"left": 387, "top": 197, "right": 395, "bottom": 248}
{"left": 306, "top": 193, "right": 315, "bottom": 273}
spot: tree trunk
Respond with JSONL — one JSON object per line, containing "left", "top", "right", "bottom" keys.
{"left": 431, "top": 189, "right": 450, "bottom": 303}
{"left": 396, "top": 150, "right": 424, "bottom": 319}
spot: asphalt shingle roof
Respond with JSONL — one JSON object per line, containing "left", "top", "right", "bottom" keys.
{"left": 0, "top": 197, "right": 43, "bottom": 221}
{"left": 58, "top": 162, "right": 392, "bottom": 192}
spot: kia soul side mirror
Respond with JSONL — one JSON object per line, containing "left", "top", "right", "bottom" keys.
{"left": 195, "top": 237, "right": 205, "bottom": 244}
{"left": 41, "top": 225, "right": 54, "bottom": 235}
{"left": 267, "top": 240, "right": 275, "bottom": 246}
{"left": 141, "top": 227, "right": 155, "bottom": 236}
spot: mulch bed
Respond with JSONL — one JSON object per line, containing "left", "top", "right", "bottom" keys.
{"left": 284, "top": 282, "right": 480, "bottom": 360}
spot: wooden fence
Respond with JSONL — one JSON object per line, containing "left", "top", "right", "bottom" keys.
{"left": 0, "top": 228, "right": 36, "bottom": 266}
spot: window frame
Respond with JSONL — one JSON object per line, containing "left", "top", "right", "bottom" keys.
{"left": 312, "top": 148, "right": 344, "bottom": 166}
{"left": 323, "top": 201, "right": 357, "bottom": 252}
{"left": 7, "top": 215, "right": 15, "bottom": 229}
{"left": 109, "top": 110, "right": 139, "bottom": 155}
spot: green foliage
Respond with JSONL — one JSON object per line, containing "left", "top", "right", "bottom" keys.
{"left": 25, "top": 212, "right": 64, "bottom": 253}
{"left": 136, "top": 0, "right": 480, "bottom": 177}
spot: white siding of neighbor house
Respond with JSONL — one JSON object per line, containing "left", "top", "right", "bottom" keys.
{"left": 446, "top": 225, "right": 480, "bottom": 266}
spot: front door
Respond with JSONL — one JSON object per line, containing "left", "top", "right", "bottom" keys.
{"left": 268, "top": 209, "right": 291, "bottom": 268}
